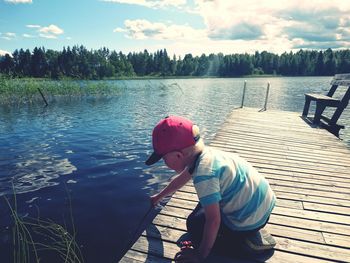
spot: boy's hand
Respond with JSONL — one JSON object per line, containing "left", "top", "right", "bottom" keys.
{"left": 174, "top": 247, "right": 202, "bottom": 262}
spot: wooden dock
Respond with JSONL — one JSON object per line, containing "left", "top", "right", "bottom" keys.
{"left": 120, "top": 108, "right": 350, "bottom": 263}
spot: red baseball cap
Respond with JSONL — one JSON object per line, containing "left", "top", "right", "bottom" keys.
{"left": 145, "top": 116, "right": 200, "bottom": 165}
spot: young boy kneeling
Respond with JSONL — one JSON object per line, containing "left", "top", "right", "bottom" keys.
{"left": 146, "top": 116, "right": 276, "bottom": 262}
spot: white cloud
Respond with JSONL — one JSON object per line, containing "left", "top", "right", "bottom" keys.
{"left": 1, "top": 32, "right": 16, "bottom": 40}
{"left": 5, "top": 32, "right": 16, "bottom": 37}
{"left": 39, "top": 33, "right": 57, "bottom": 39}
{"left": 192, "top": 0, "right": 350, "bottom": 51}
{"left": 115, "top": 19, "right": 206, "bottom": 40}
{"left": 39, "top": 24, "right": 64, "bottom": 35}
{"left": 23, "top": 33, "right": 34, "bottom": 38}
{"left": 26, "top": 24, "right": 41, "bottom": 28}
{"left": 102, "top": 0, "right": 186, "bottom": 9}
{"left": 113, "top": 28, "right": 126, "bottom": 33}
{"left": 163, "top": 37, "right": 294, "bottom": 57}
{"left": 5, "top": 0, "right": 32, "bottom": 3}
{"left": 23, "top": 24, "right": 64, "bottom": 39}
{"left": 0, "top": 49, "right": 11, "bottom": 56}
{"left": 114, "top": 1, "right": 350, "bottom": 55}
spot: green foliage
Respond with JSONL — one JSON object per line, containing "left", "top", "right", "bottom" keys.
{"left": 4, "top": 185, "right": 84, "bottom": 263}
{"left": 1, "top": 46, "right": 350, "bottom": 79}
{"left": 0, "top": 77, "right": 122, "bottom": 105}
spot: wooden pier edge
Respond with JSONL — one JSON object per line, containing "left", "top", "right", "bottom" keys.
{"left": 120, "top": 108, "right": 350, "bottom": 263}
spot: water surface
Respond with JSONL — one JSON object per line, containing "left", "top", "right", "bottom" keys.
{"left": 0, "top": 77, "right": 349, "bottom": 262}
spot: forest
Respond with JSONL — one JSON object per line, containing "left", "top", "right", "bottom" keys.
{"left": 0, "top": 46, "right": 350, "bottom": 79}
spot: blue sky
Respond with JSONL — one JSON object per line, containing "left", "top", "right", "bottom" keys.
{"left": 1, "top": 0, "right": 350, "bottom": 57}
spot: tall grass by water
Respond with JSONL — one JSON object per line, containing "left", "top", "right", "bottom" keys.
{"left": 4, "top": 185, "right": 84, "bottom": 263}
{"left": 0, "top": 76, "right": 122, "bottom": 105}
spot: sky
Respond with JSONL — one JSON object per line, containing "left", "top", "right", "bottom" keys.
{"left": 1, "top": 0, "right": 350, "bottom": 57}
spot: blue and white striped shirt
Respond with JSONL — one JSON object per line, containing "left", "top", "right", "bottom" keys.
{"left": 192, "top": 147, "right": 276, "bottom": 231}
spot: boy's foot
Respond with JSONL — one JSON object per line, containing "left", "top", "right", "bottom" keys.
{"left": 243, "top": 229, "right": 276, "bottom": 253}
{"left": 176, "top": 233, "right": 197, "bottom": 248}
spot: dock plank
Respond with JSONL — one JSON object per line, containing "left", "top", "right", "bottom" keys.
{"left": 120, "top": 108, "right": 350, "bottom": 262}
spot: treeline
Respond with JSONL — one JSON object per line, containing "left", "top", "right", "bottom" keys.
{"left": 1, "top": 46, "right": 350, "bottom": 79}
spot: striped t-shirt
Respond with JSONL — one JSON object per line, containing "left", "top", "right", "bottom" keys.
{"left": 192, "top": 147, "right": 276, "bottom": 231}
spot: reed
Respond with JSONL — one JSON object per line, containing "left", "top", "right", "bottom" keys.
{"left": 5, "top": 184, "right": 84, "bottom": 263}
{"left": 0, "top": 77, "right": 122, "bottom": 105}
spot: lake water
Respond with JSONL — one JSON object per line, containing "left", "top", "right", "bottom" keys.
{"left": 0, "top": 77, "right": 349, "bottom": 262}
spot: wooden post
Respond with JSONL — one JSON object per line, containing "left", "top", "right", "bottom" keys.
{"left": 263, "top": 82, "right": 270, "bottom": 110}
{"left": 37, "top": 88, "right": 48, "bottom": 106}
{"left": 241, "top": 80, "right": 247, "bottom": 108}
{"left": 259, "top": 82, "right": 270, "bottom": 112}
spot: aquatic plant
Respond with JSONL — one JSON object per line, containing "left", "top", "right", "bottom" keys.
{"left": 4, "top": 185, "right": 84, "bottom": 263}
{"left": 4, "top": 194, "right": 39, "bottom": 263}
{"left": 0, "top": 77, "right": 122, "bottom": 106}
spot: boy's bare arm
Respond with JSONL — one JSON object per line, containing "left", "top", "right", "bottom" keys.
{"left": 150, "top": 169, "right": 192, "bottom": 206}
{"left": 198, "top": 203, "right": 221, "bottom": 260}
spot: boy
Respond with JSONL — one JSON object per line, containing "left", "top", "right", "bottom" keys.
{"left": 146, "top": 116, "right": 276, "bottom": 262}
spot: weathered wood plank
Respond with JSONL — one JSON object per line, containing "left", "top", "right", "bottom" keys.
{"left": 152, "top": 213, "right": 327, "bottom": 246}
{"left": 219, "top": 127, "right": 346, "bottom": 149}
{"left": 274, "top": 237, "right": 350, "bottom": 262}
{"left": 322, "top": 232, "right": 350, "bottom": 248}
{"left": 214, "top": 131, "right": 350, "bottom": 157}
{"left": 214, "top": 131, "right": 349, "bottom": 153}
{"left": 269, "top": 214, "right": 350, "bottom": 236}
{"left": 214, "top": 141, "right": 350, "bottom": 166}
{"left": 272, "top": 191, "right": 350, "bottom": 208}
{"left": 263, "top": 173, "right": 350, "bottom": 190}
{"left": 120, "top": 250, "right": 166, "bottom": 263}
{"left": 145, "top": 218, "right": 338, "bottom": 263}
{"left": 271, "top": 185, "right": 350, "bottom": 201}
{"left": 211, "top": 141, "right": 350, "bottom": 169}
{"left": 303, "top": 202, "right": 350, "bottom": 216}
{"left": 273, "top": 206, "right": 350, "bottom": 225}
{"left": 121, "top": 108, "right": 350, "bottom": 262}
{"left": 210, "top": 150, "right": 350, "bottom": 179}
{"left": 159, "top": 204, "right": 350, "bottom": 233}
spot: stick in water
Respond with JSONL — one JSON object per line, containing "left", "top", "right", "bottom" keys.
{"left": 37, "top": 88, "right": 48, "bottom": 106}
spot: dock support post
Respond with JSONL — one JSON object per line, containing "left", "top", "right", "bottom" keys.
{"left": 260, "top": 82, "right": 270, "bottom": 112}
{"left": 241, "top": 80, "right": 247, "bottom": 108}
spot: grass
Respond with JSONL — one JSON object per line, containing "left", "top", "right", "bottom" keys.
{"left": 4, "top": 184, "right": 84, "bottom": 263}
{"left": 0, "top": 74, "right": 287, "bottom": 106}
{"left": 0, "top": 76, "right": 123, "bottom": 106}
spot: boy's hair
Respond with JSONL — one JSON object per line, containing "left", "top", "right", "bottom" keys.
{"left": 145, "top": 116, "right": 202, "bottom": 165}
{"left": 181, "top": 125, "right": 204, "bottom": 159}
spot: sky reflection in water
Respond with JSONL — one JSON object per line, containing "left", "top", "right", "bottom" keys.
{"left": 1, "top": 77, "right": 348, "bottom": 262}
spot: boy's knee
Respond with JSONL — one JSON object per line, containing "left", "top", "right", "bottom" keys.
{"left": 186, "top": 213, "right": 199, "bottom": 232}
{"left": 186, "top": 213, "right": 205, "bottom": 244}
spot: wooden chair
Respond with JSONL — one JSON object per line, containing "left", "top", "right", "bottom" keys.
{"left": 302, "top": 73, "right": 350, "bottom": 137}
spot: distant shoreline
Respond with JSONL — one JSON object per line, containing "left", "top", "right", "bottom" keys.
{"left": 1, "top": 74, "right": 333, "bottom": 81}
{"left": 0, "top": 76, "right": 332, "bottom": 106}
{"left": 110, "top": 74, "right": 334, "bottom": 80}
{"left": 1, "top": 47, "right": 347, "bottom": 80}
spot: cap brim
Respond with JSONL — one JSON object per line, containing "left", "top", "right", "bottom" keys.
{"left": 145, "top": 152, "right": 162, "bottom": 166}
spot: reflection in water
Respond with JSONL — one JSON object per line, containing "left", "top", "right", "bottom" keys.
{"left": 8, "top": 155, "right": 77, "bottom": 195}
{"left": 1, "top": 77, "right": 349, "bottom": 262}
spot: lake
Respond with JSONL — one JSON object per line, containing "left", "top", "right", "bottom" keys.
{"left": 0, "top": 77, "right": 349, "bottom": 262}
